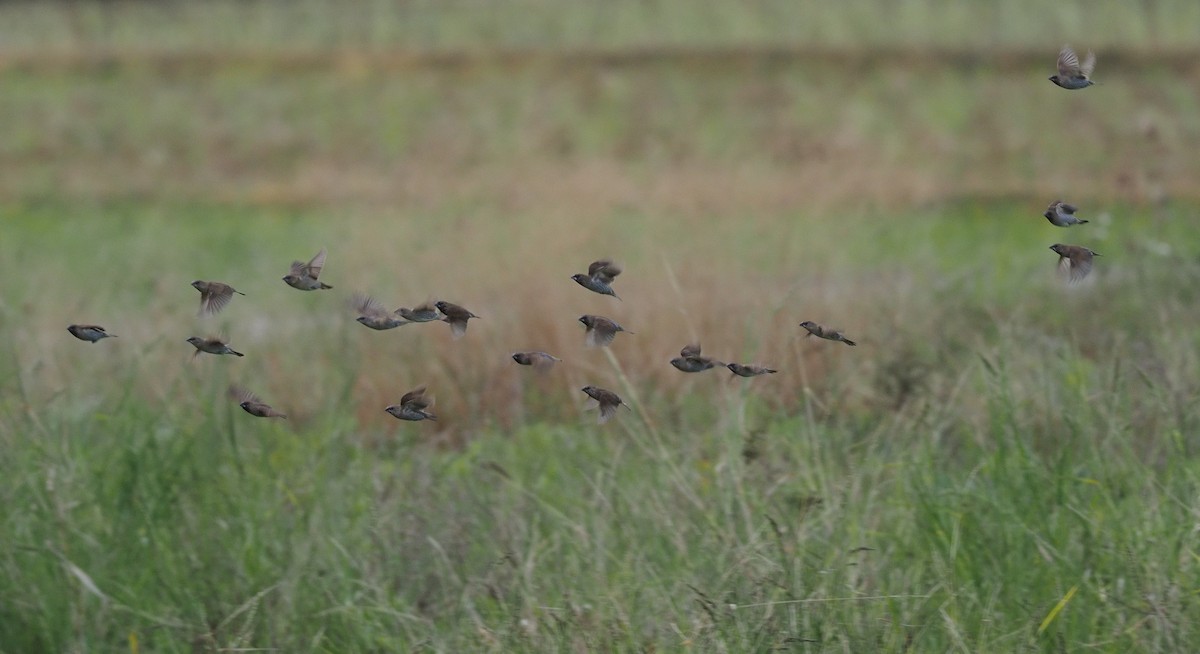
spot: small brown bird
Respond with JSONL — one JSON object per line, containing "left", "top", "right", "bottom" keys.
{"left": 190, "top": 280, "right": 244, "bottom": 316}
{"left": 1049, "top": 45, "right": 1096, "bottom": 90}
{"left": 1044, "top": 201, "right": 1088, "bottom": 227}
{"left": 385, "top": 386, "right": 437, "bottom": 421}
{"left": 670, "top": 343, "right": 723, "bottom": 373}
{"left": 67, "top": 324, "right": 116, "bottom": 343}
{"left": 229, "top": 385, "right": 286, "bottom": 419}
{"left": 1050, "top": 243, "right": 1101, "bottom": 282}
{"left": 435, "top": 301, "right": 479, "bottom": 339}
{"left": 578, "top": 315, "right": 633, "bottom": 347}
{"left": 352, "top": 293, "right": 408, "bottom": 331}
{"left": 726, "top": 363, "right": 777, "bottom": 378}
{"left": 571, "top": 259, "right": 622, "bottom": 300}
{"left": 396, "top": 301, "right": 441, "bottom": 323}
{"left": 282, "top": 248, "right": 332, "bottom": 291}
{"left": 186, "top": 336, "right": 244, "bottom": 357}
{"left": 512, "top": 351, "right": 561, "bottom": 371}
{"left": 799, "top": 321, "right": 857, "bottom": 346}
{"left": 581, "top": 385, "right": 628, "bottom": 424}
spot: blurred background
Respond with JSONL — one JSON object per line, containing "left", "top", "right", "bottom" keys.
{"left": 3, "top": 1, "right": 1200, "bottom": 651}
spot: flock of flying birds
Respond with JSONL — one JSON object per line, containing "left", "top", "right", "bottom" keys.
{"left": 65, "top": 45, "right": 1102, "bottom": 425}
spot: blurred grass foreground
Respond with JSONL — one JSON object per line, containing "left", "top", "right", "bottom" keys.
{"left": 2, "top": 1, "right": 1200, "bottom": 652}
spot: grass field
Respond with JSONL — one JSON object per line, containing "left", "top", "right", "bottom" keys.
{"left": 2, "top": 2, "right": 1200, "bottom": 652}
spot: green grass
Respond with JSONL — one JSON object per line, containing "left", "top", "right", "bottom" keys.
{"left": 3, "top": 2, "right": 1200, "bottom": 652}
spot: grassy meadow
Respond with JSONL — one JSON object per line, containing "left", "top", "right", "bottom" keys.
{"left": 2, "top": 1, "right": 1200, "bottom": 652}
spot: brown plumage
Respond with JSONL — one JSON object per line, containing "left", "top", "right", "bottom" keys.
{"left": 587, "top": 259, "right": 622, "bottom": 284}
{"left": 191, "top": 280, "right": 244, "bottom": 316}
{"left": 352, "top": 293, "right": 408, "bottom": 330}
{"left": 511, "top": 351, "right": 561, "bottom": 372}
{"left": 581, "top": 385, "right": 628, "bottom": 424}
{"left": 578, "top": 315, "right": 632, "bottom": 347}
{"left": 1049, "top": 243, "right": 1100, "bottom": 282}
{"left": 670, "top": 343, "right": 723, "bottom": 372}
{"left": 726, "top": 363, "right": 777, "bottom": 378}
{"left": 229, "top": 385, "right": 286, "bottom": 419}
{"left": 385, "top": 386, "right": 437, "bottom": 421}
{"left": 799, "top": 321, "right": 857, "bottom": 346}
{"left": 435, "top": 301, "right": 479, "bottom": 339}
{"left": 186, "top": 336, "right": 244, "bottom": 357}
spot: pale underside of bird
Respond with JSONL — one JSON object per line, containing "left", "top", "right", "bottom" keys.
{"left": 191, "top": 280, "right": 245, "bottom": 317}
{"left": 67, "top": 324, "right": 116, "bottom": 343}
{"left": 799, "top": 321, "right": 857, "bottom": 346}
{"left": 283, "top": 248, "right": 332, "bottom": 291}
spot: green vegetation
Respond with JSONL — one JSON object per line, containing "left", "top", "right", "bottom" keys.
{"left": 2, "top": 2, "right": 1199, "bottom": 652}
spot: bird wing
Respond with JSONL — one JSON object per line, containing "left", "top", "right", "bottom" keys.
{"left": 445, "top": 317, "right": 469, "bottom": 339}
{"left": 305, "top": 248, "right": 327, "bottom": 279}
{"left": 1068, "top": 249, "right": 1094, "bottom": 282}
{"left": 1079, "top": 50, "right": 1095, "bottom": 77}
{"left": 352, "top": 292, "right": 386, "bottom": 317}
{"left": 680, "top": 343, "right": 702, "bottom": 358}
{"left": 1057, "top": 45, "right": 1080, "bottom": 77}
{"left": 586, "top": 324, "right": 617, "bottom": 347}
{"left": 228, "top": 384, "right": 261, "bottom": 405}
{"left": 289, "top": 260, "right": 307, "bottom": 276}
{"left": 588, "top": 259, "right": 622, "bottom": 283}
{"left": 531, "top": 352, "right": 558, "bottom": 371}
{"left": 400, "top": 387, "right": 429, "bottom": 409}
{"left": 1060, "top": 202, "right": 1077, "bottom": 214}
{"left": 201, "top": 288, "right": 233, "bottom": 316}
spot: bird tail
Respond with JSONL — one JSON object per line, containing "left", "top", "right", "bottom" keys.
{"left": 320, "top": 283, "right": 333, "bottom": 290}
{"left": 1079, "top": 219, "right": 1089, "bottom": 224}
{"left": 842, "top": 339, "right": 857, "bottom": 347}
{"left": 231, "top": 350, "right": 245, "bottom": 357}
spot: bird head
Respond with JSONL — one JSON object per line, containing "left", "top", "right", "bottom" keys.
{"left": 578, "top": 315, "right": 591, "bottom": 327}
{"left": 282, "top": 274, "right": 298, "bottom": 284}
{"left": 1049, "top": 244, "right": 1065, "bottom": 255}
{"left": 190, "top": 280, "right": 204, "bottom": 290}
{"left": 1048, "top": 75, "right": 1060, "bottom": 84}
{"left": 186, "top": 337, "right": 202, "bottom": 346}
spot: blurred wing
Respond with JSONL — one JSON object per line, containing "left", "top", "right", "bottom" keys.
{"left": 1069, "top": 252, "right": 1094, "bottom": 282}
{"left": 289, "top": 260, "right": 306, "bottom": 276}
{"left": 228, "top": 384, "right": 261, "bottom": 404}
{"left": 588, "top": 259, "right": 621, "bottom": 283}
{"left": 1057, "top": 45, "right": 1080, "bottom": 77}
{"left": 1060, "top": 203, "right": 1077, "bottom": 214}
{"left": 352, "top": 292, "right": 386, "bottom": 317}
{"left": 680, "top": 343, "right": 702, "bottom": 358}
{"left": 1079, "top": 50, "right": 1095, "bottom": 77}
{"left": 592, "top": 327, "right": 616, "bottom": 347}
{"left": 400, "top": 387, "right": 428, "bottom": 408}
{"left": 597, "top": 403, "right": 616, "bottom": 424}
{"left": 532, "top": 352, "right": 558, "bottom": 372}
{"left": 201, "top": 289, "right": 233, "bottom": 316}
{"left": 305, "top": 248, "right": 327, "bottom": 279}
{"left": 447, "top": 318, "right": 468, "bottom": 339}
